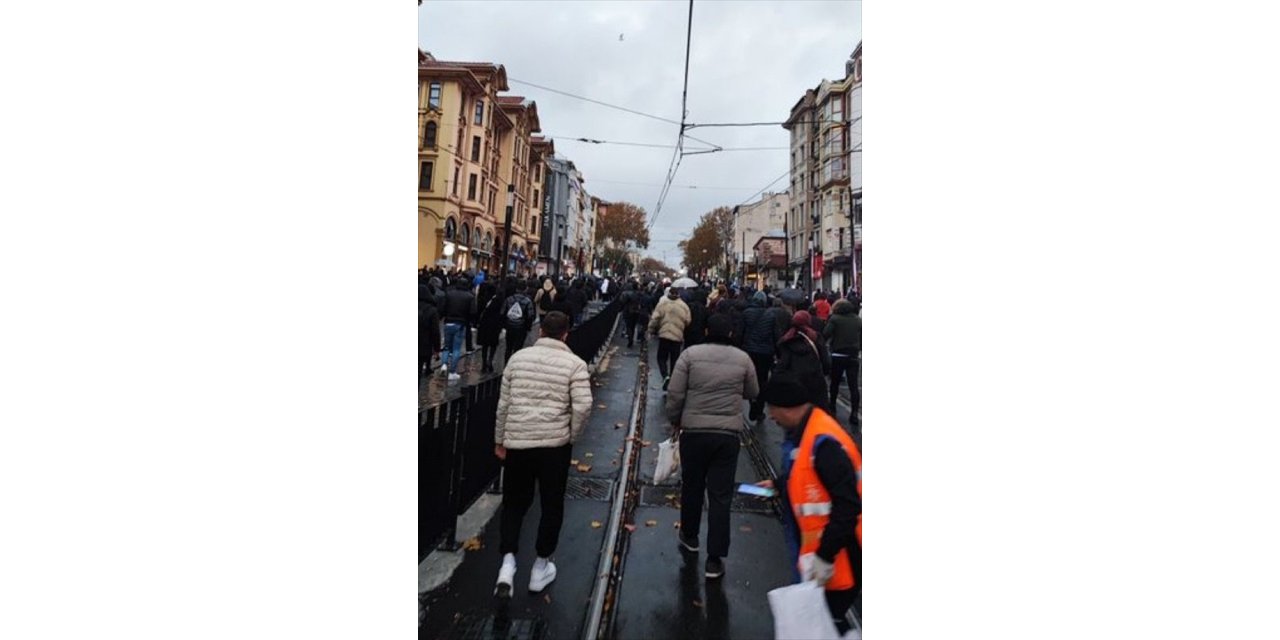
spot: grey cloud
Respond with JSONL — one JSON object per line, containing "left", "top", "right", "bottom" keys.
{"left": 420, "top": 0, "right": 861, "bottom": 266}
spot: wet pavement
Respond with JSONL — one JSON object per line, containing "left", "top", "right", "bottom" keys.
{"left": 420, "top": 319, "right": 843, "bottom": 639}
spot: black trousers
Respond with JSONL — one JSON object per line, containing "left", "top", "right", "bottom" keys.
{"left": 826, "top": 588, "right": 858, "bottom": 635}
{"left": 623, "top": 312, "right": 641, "bottom": 346}
{"left": 829, "top": 355, "right": 860, "bottom": 419}
{"left": 499, "top": 444, "right": 572, "bottom": 557}
{"left": 748, "top": 353, "right": 774, "bottom": 418}
{"left": 678, "top": 432, "right": 740, "bottom": 558}
{"left": 657, "top": 338, "right": 683, "bottom": 379}
{"left": 465, "top": 325, "right": 474, "bottom": 351}
{"left": 504, "top": 327, "right": 529, "bottom": 366}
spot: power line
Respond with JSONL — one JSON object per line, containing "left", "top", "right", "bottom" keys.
{"left": 588, "top": 178, "right": 761, "bottom": 191}
{"left": 688, "top": 116, "right": 861, "bottom": 129}
{"left": 648, "top": 0, "right": 695, "bottom": 230}
{"left": 542, "top": 135, "right": 785, "bottom": 152}
{"left": 507, "top": 77, "right": 724, "bottom": 151}
{"left": 734, "top": 168, "right": 791, "bottom": 209}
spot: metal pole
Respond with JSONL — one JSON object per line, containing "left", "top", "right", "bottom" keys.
{"left": 500, "top": 184, "right": 515, "bottom": 279}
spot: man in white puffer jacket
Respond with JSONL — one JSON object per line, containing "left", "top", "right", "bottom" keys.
{"left": 492, "top": 311, "right": 593, "bottom": 597}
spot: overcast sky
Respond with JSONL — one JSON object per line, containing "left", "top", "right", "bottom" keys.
{"left": 419, "top": 0, "right": 861, "bottom": 267}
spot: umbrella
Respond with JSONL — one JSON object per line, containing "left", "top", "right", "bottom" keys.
{"left": 672, "top": 277, "right": 698, "bottom": 289}
{"left": 779, "top": 288, "right": 807, "bottom": 306}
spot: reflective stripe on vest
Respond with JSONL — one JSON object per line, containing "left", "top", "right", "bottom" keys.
{"left": 796, "top": 502, "right": 832, "bottom": 516}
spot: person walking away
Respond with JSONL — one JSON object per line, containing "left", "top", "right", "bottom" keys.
{"left": 813, "top": 290, "right": 832, "bottom": 321}
{"left": 618, "top": 282, "right": 643, "bottom": 348}
{"left": 501, "top": 280, "right": 537, "bottom": 367}
{"left": 822, "top": 298, "right": 861, "bottom": 427}
{"left": 760, "top": 374, "right": 862, "bottom": 635}
{"left": 682, "top": 288, "right": 709, "bottom": 348}
{"left": 775, "top": 310, "right": 832, "bottom": 412}
{"left": 807, "top": 302, "right": 827, "bottom": 336}
{"left": 647, "top": 286, "right": 691, "bottom": 390}
{"left": 475, "top": 282, "right": 505, "bottom": 374}
{"left": 419, "top": 280, "right": 442, "bottom": 378}
{"left": 566, "top": 280, "right": 588, "bottom": 326}
{"left": 440, "top": 276, "right": 476, "bottom": 381}
{"left": 534, "top": 277, "right": 555, "bottom": 321}
{"left": 665, "top": 315, "right": 758, "bottom": 580}
{"left": 740, "top": 291, "right": 785, "bottom": 421}
{"left": 492, "top": 311, "right": 593, "bottom": 597}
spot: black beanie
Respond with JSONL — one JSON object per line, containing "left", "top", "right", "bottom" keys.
{"left": 706, "top": 314, "right": 733, "bottom": 341}
{"left": 760, "top": 374, "right": 811, "bottom": 408}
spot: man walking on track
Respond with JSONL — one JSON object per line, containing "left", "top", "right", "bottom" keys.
{"left": 492, "top": 311, "right": 593, "bottom": 597}
{"left": 648, "top": 285, "right": 692, "bottom": 390}
{"left": 762, "top": 373, "right": 862, "bottom": 635}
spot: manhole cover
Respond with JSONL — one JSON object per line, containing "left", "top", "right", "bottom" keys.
{"left": 439, "top": 611, "right": 547, "bottom": 640}
{"left": 565, "top": 476, "right": 614, "bottom": 501}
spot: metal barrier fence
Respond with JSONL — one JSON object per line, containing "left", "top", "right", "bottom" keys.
{"left": 566, "top": 298, "right": 622, "bottom": 367}
{"left": 420, "top": 298, "right": 621, "bottom": 561}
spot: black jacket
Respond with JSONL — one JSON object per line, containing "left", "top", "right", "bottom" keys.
{"left": 775, "top": 330, "right": 831, "bottom": 409}
{"left": 418, "top": 284, "right": 442, "bottom": 355}
{"left": 565, "top": 287, "right": 588, "bottom": 316}
{"left": 441, "top": 288, "right": 476, "bottom": 324}
{"left": 502, "top": 293, "right": 535, "bottom": 331}
{"left": 475, "top": 293, "right": 505, "bottom": 346}
{"left": 741, "top": 298, "right": 787, "bottom": 356}
{"left": 683, "top": 291, "right": 709, "bottom": 346}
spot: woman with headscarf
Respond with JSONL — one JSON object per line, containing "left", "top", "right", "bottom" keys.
{"left": 475, "top": 281, "right": 505, "bottom": 374}
{"left": 773, "top": 310, "right": 832, "bottom": 411}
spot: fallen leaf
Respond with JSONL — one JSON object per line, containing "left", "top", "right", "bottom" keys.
{"left": 615, "top": 422, "right": 625, "bottom": 429}
{"left": 591, "top": 521, "right": 603, "bottom": 528}
{"left": 624, "top": 523, "right": 636, "bottom": 532}
{"left": 570, "top": 459, "right": 580, "bottom": 466}
{"left": 577, "top": 464, "right": 593, "bottom": 472}
{"left": 645, "top": 520, "right": 658, "bottom": 527}
{"left": 462, "top": 537, "right": 483, "bottom": 551}
{"left": 739, "top": 525, "right": 753, "bottom": 533}
{"left": 584, "top": 452, "right": 594, "bottom": 458}
{"left": 597, "top": 404, "right": 607, "bottom": 409}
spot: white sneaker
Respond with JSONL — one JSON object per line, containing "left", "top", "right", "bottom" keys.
{"left": 495, "top": 556, "right": 516, "bottom": 597}
{"left": 447, "top": 373, "right": 461, "bottom": 382}
{"left": 528, "top": 559, "right": 557, "bottom": 593}
{"left": 439, "top": 364, "right": 448, "bottom": 376}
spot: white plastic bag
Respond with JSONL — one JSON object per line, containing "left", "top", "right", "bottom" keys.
{"left": 767, "top": 580, "right": 841, "bottom": 640}
{"left": 653, "top": 436, "right": 680, "bottom": 484}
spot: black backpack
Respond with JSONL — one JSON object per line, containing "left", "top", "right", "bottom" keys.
{"left": 503, "top": 295, "right": 528, "bottom": 329}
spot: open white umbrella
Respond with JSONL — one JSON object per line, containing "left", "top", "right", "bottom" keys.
{"left": 671, "top": 277, "right": 698, "bottom": 289}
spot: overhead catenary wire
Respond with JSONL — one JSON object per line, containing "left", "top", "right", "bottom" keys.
{"left": 542, "top": 135, "right": 784, "bottom": 152}
{"left": 647, "top": 0, "right": 695, "bottom": 231}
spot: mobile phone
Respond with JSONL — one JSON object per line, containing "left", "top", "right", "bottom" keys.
{"left": 737, "top": 483, "right": 777, "bottom": 498}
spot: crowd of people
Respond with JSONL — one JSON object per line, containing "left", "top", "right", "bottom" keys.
{"left": 418, "top": 267, "right": 624, "bottom": 382}
{"left": 472, "top": 270, "right": 862, "bottom": 633}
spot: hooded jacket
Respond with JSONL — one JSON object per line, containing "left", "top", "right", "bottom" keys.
{"left": 647, "top": 293, "right": 691, "bottom": 342}
{"left": 822, "top": 299, "right": 861, "bottom": 356}
{"left": 741, "top": 292, "right": 788, "bottom": 356}
{"left": 776, "top": 312, "right": 831, "bottom": 407}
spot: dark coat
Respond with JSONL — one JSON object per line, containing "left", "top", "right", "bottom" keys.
{"left": 822, "top": 300, "right": 861, "bottom": 356}
{"left": 476, "top": 293, "right": 505, "bottom": 346}
{"left": 741, "top": 295, "right": 787, "bottom": 356}
{"left": 775, "top": 329, "right": 831, "bottom": 409}
{"left": 419, "top": 284, "right": 442, "bottom": 358}
{"left": 565, "top": 287, "right": 588, "bottom": 317}
{"left": 682, "top": 290, "right": 709, "bottom": 346}
{"left": 441, "top": 288, "right": 475, "bottom": 324}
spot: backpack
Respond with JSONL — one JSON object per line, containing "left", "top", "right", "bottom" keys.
{"left": 504, "top": 296, "right": 526, "bottom": 328}
{"left": 623, "top": 291, "right": 642, "bottom": 315}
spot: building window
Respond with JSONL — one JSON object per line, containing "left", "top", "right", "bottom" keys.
{"left": 531, "top": 215, "right": 537, "bottom": 231}
{"left": 471, "top": 136, "right": 481, "bottom": 162}
{"left": 468, "top": 174, "right": 478, "bottom": 200}
{"left": 475, "top": 100, "right": 484, "bottom": 125}
{"left": 428, "top": 82, "right": 441, "bottom": 109}
{"left": 445, "top": 217, "right": 456, "bottom": 240}
{"left": 461, "top": 223, "right": 470, "bottom": 246}
{"left": 452, "top": 167, "right": 459, "bottom": 196}
{"left": 419, "top": 161, "right": 433, "bottom": 191}
{"left": 424, "top": 122, "right": 437, "bottom": 149}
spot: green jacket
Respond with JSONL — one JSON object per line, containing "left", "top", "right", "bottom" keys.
{"left": 822, "top": 299, "right": 861, "bottom": 356}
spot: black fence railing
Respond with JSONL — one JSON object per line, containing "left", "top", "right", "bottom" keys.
{"left": 566, "top": 298, "right": 622, "bottom": 367}
{"left": 420, "top": 299, "right": 621, "bottom": 562}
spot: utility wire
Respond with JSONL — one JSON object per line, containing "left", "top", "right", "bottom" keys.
{"left": 648, "top": 0, "right": 695, "bottom": 230}
{"left": 508, "top": 77, "right": 724, "bottom": 151}
{"left": 688, "top": 116, "right": 861, "bottom": 129}
{"left": 543, "top": 135, "right": 784, "bottom": 152}
{"left": 733, "top": 168, "right": 791, "bottom": 209}
{"left": 588, "top": 178, "right": 760, "bottom": 191}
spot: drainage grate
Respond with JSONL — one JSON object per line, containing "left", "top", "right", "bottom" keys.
{"left": 637, "top": 484, "right": 777, "bottom": 515}
{"left": 440, "top": 611, "right": 547, "bottom": 640}
{"left": 565, "top": 476, "right": 615, "bottom": 501}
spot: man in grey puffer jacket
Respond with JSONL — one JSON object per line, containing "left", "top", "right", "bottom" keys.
{"left": 492, "top": 311, "right": 593, "bottom": 597}
{"left": 665, "top": 314, "right": 759, "bottom": 580}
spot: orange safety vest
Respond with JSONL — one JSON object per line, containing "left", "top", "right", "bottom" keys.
{"left": 788, "top": 408, "right": 862, "bottom": 590}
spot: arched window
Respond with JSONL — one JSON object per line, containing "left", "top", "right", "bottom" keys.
{"left": 485, "top": 232, "right": 494, "bottom": 251}
{"left": 425, "top": 121, "right": 437, "bottom": 148}
{"left": 444, "top": 217, "right": 456, "bottom": 240}
{"left": 460, "top": 223, "right": 471, "bottom": 246}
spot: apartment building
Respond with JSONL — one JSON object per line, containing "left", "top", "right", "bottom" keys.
{"left": 732, "top": 191, "right": 788, "bottom": 286}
